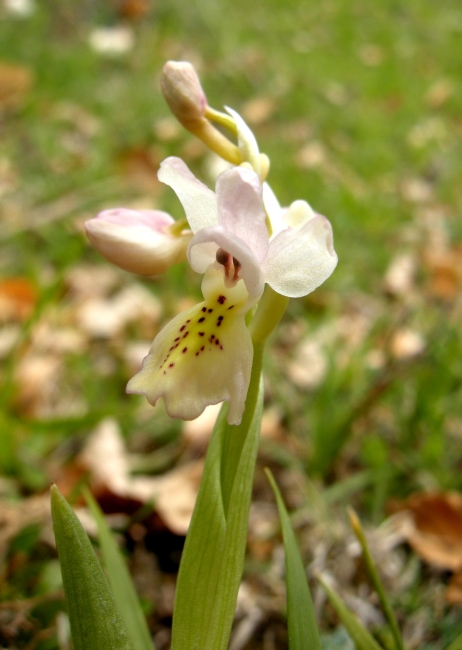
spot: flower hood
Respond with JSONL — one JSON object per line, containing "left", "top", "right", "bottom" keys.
{"left": 158, "top": 156, "right": 338, "bottom": 305}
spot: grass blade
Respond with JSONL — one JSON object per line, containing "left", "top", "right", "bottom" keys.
{"left": 318, "top": 575, "right": 383, "bottom": 650}
{"left": 170, "top": 342, "right": 265, "bottom": 650}
{"left": 348, "top": 509, "right": 403, "bottom": 650}
{"left": 50, "top": 484, "right": 135, "bottom": 650}
{"left": 266, "top": 469, "right": 321, "bottom": 650}
{"left": 83, "top": 487, "right": 155, "bottom": 650}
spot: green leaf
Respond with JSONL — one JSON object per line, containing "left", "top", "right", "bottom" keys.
{"left": 446, "top": 633, "right": 462, "bottom": 650}
{"left": 50, "top": 484, "right": 135, "bottom": 650}
{"left": 170, "top": 341, "right": 265, "bottom": 650}
{"left": 266, "top": 469, "right": 321, "bottom": 650}
{"left": 348, "top": 509, "right": 403, "bottom": 650}
{"left": 83, "top": 487, "right": 155, "bottom": 650}
{"left": 318, "top": 576, "right": 383, "bottom": 650}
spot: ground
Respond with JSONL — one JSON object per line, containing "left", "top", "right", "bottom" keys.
{"left": 1, "top": 0, "right": 462, "bottom": 648}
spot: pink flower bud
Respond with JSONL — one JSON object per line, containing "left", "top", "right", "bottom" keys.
{"left": 85, "top": 208, "right": 191, "bottom": 276}
{"left": 160, "top": 61, "right": 207, "bottom": 130}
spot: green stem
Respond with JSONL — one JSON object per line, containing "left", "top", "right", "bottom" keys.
{"left": 250, "top": 285, "right": 290, "bottom": 344}
{"left": 220, "top": 340, "right": 264, "bottom": 517}
{"left": 204, "top": 106, "right": 238, "bottom": 135}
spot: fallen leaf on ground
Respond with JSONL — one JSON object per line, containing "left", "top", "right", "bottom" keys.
{"left": 389, "top": 491, "right": 462, "bottom": 571}
{"left": 0, "top": 277, "right": 37, "bottom": 321}
{"left": 79, "top": 418, "right": 202, "bottom": 535}
{"left": 0, "top": 62, "right": 33, "bottom": 110}
{"left": 384, "top": 253, "right": 416, "bottom": 297}
{"left": 0, "top": 494, "right": 50, "bottom": 562}
{"left": 422, "top": 246, "right": 462, "bottom": 300}
{"left": 390, "top": 328, "right": 425, "bottom": 360}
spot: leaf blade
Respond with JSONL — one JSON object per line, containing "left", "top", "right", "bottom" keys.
{"left": 171, "top": 342, "right": 265, "bottom": 650}
{"left": 266, "top": 469, "right": 321, "bottom": 650}
{"left": 83, "top": 487, "right": 155, "bottom": 650}
{"left": 51, "top": 484, "right": 135, "bottom": 650}
{"left": 318, "top": 576, "right": 384, "bottom": 650}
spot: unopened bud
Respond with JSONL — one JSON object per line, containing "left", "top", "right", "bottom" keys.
{"left": 161, "top": 61, "right": 207, "bottom": 131}
{"left": 85, "top": 208, "right": 191, "bottom": 276}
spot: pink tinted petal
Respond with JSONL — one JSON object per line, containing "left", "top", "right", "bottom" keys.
{"left": 158, "top": 157, "right": 218, "bottom": 233}
{"left": 216, "top": 166, "right": 268, "bottom": 262}
{"left": 263, "top": 215, "right": 338, "bottom": 298}
{"left": 85, "top": 208, "right": 191, "bottom": 276}
{"left": 188, "top": 225, "right": 264, "bottom": 300}
{"left": 93, "top": 208, "right": 175, "bottom": 229}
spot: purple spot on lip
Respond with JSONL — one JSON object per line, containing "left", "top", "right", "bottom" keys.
{"left": 228, "top": 305, "right": 234, "bottom": 310}
{"left": 169, "top": 363, "right": 174, "bottom": 367}
{"left": 182, "top": 347, "right": 187, "bottom": 353}
{"left": 198, "top": 317, "right": 205, "bottom": 323}
{"left": 201, "top": 307, "right": 207, "bottom": 312}
{"left": 183, "top": 332, "right": 189, "bottom": 338}
{"left": 208, "top": 308, "right": 213, "bottom": 313}
{"left": 180, "top": 325, "right": 186, "bottom": 332}
{"left": 218, "top": 295, "right": 226, "bottom": 304}
{"left": 199, "top": 332, "right": 204, "bottom": 336}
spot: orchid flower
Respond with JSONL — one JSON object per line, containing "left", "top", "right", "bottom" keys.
{"left": 126, "top": 157, "right": 337, "bottom": 425}
{"left": 85, "top": 208, "right": 192, "bottom": 276}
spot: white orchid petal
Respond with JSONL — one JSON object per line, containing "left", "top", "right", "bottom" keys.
{"left": 262, "top": 182, "right": 284, "bottom": 236}
{"left": 188, "top": 225, "right": 264, "bottom": 301}
{"left": 283, "top": 199, "right": 316, "bottom": 229}
{"left": 216, "top": 166, "right": 268, "bottom": 262}
{"left": 85, "top": 209, "right": 191, "bottom": 275}
{"left": 225, "top": 106, "right": 261, "bottom": 174}
{"left": 127, "top": 266, "right": 253, "bottom": 425}
{"left": 158, "top": 157, "right": 218, "bottom": 233}
{"left": 263, "top": 214, "right": 338, "bottom": 298}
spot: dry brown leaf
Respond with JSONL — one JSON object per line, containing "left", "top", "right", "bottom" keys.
{"left": 389, "top": 492, "right": 462, "bottom": 571}
{"left": 422, "top": 246, "right": 462, "bottom": 300}
{"left": 0, "top": 62, "right": 33, "bottom": 110}
{"left": 76, "top": 284, "right": 162, "bottom": 338}
{"left": 383, "top": 253, "right": 416, "bottom": 297}
{"left": 0, "top": 494, "right": 50, "bottom": 562}
{"left": 0, "top": 277, "right": 36, "bottom": 321}
{"left": 389, "top": 328, "right": 425, "bottom": 360}
{"left": 79, "top": 418, "right": 202, "bottom": 535}
{"left": 118, "top": 0, "right": 150, "bottom": 20}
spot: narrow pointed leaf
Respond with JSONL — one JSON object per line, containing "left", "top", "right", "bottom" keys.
{"left": 50, "top": 484, "right": 135, "bottom": 650}
{"left": 171, "top": 342, "right": 265, "bottom": 650}
{"left": 266, "top": 469, "right": 321, "bottom": 650}
{"left": 348, "top": 509, "right": 403, "bottom": 650}
{"left": 83, "top": 488, "right": 155, "bottom": 650}
{"left": 318, "top": 576, "right": 383, "bottom": 650}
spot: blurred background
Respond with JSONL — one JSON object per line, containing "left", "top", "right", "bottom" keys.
{"left": 1, "top": 0, "right": 462, "bottom": 648}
